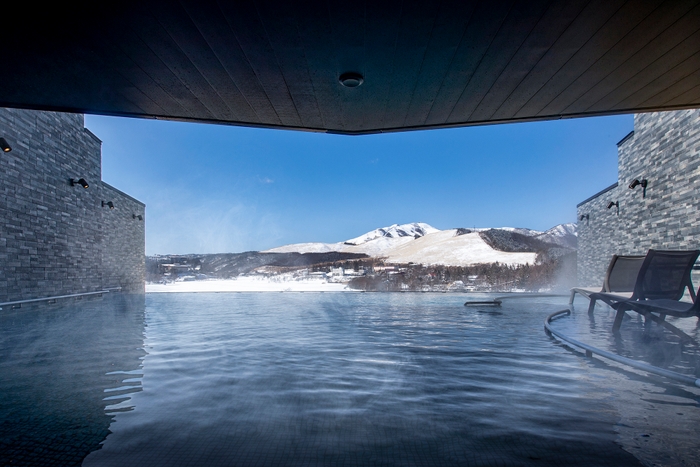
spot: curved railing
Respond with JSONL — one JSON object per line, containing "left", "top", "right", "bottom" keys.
{"left": 544, "top": 309, "right": 700, "bottom": 388}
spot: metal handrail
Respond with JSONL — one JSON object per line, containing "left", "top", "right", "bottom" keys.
{"left": 544, "top": 309, "right": 700, "bottom": 388}
{"left": 0, "top": 288, "right": 121, "bottom": 309}
{"left": 465, "top": 293, "right": 567, "bottom": 306}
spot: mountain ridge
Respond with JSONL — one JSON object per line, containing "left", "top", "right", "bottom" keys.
{"left": 264, "top": 222, "right": 576, "bottom": 267}
{"left": 148, "top": 222, "right": 577, "bottom": 291}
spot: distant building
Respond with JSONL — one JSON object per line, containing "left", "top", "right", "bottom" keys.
{"left": 577, "top": 110, "right": 700, "bottom": 286}
{"left": 330, "top": 267, "right": 344, "bottom": 277}
{"left": 330, "top": 267, "right": 365, "bottom": 282}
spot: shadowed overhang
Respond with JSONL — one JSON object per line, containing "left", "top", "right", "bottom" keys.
{"left": 2, "top": 0, "right": 699, "bottom": 134}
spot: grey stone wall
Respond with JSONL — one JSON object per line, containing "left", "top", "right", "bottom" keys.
{"left": 0, "top": 108, "right": 145, "bottom": 302}
{"left": 577, "top": 109, "right": 700, "bottom": 286}
{"left": 101, "top": 184, "right": 145, "bottom": 293}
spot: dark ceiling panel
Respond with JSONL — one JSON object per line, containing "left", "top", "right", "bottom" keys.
{"left": 64, "top": 44, "right": 150, "bottom": 116}
{"left": 424, "top": 1, "right": 514, "bottom": 126}
{"left": 257, "top": 1, "right": 324, "bottom": 129}
{"left": 662, "top": 72, "right": 700, "bottom": 107}
{"left": 533, "top": 0, "right": 666, "bottom": 116}
{"left": 646, "top": 64, "right": 700, "bottom": 107}
{"left": 448, "top": 0, "right": 554, "bottom": 124}
{"left": 552, "top": 0, "right": 693, "bottom": 115}
{"left": 328, "top": 0, "right": 372, "bottom": 131}
{"left": 360, "top": 0, "right": 406, "bottom": 131}
{"left": 563, "top": 1, "right": 700, "bottom": 114}
{"left": 468, "top": 0, "right": 590, "bottom": 123}
{"left": 153, "top": 3, "right": 260, "bottom": 123}
{"left": 619, "top": 49, "right": 700, "bottom": 109}
{"left": 131, "top": 8, "right": 237, "bottom": 121}
{"left": 86, "top": 37, "right": 175, "bottom": 117}
{"left": 114, "top": 22, "right": 213, "bottom": 119}
{"left": 491, "top": 0, "right": 622, "bottom": 120}
{"left": 218, "top": 2, "right": 302, "bottom": 127}
{"left": 181, "top": 2, "right": 280, "bottom": 125}
{"left": 402, "top": 1, "right": 478, "bottom": 128}
{"left": 583, "top": 7, "right": 700, "bottom": 113}
{"left": 1, "top": 0, "right": 699, "bottom": 134}
{"left": 379, "top": 1, "right": 442, "bottom": 130}
{"left": 293, "top": 2, "right": 344, "bottom": 131}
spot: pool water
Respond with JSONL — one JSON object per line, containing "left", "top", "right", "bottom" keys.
{"left": 1, "top": 293, "right": 699, "bottom": 466}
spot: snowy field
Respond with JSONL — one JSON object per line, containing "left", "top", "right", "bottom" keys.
{"left": 146, "top": 277, "right": 353, "bottom": 293}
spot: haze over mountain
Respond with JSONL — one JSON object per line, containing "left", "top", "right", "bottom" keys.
{"left": 264, "top": 222, "right": 576, "bottom": 267}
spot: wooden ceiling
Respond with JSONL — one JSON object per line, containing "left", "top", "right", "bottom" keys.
{"left": 2, "top": 0, "right": 699, "bottom": 134}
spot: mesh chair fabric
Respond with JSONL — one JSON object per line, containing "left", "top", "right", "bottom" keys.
{"left": 636, "top": 250, "right": 699, "bottom": 300}
{"left": 606, "top": 256, "right": 645, "bottom": 292}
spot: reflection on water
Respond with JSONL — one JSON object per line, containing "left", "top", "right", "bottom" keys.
{"left": 1, "top": 293, "right": 699, "bottom": 466}
{"left": 88, "top": 293, "right": 665, "bottom": 467}
{"left": 554, "top": 298, "right": 700, "bottom": 467}
{"left": 0, "top": 294, "right": 146, "bottom": 466}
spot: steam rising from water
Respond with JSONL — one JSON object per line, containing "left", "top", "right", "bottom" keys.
{"left": 3, "top": 293, "right": 697, "bottom": 466}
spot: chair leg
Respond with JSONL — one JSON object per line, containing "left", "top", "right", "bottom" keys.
{"left": 587, "top": 298, "right": 597, "bottom": 315}
{"left": 569, "top": 290, "right": 576, "bottom": 305}
{"left": 612, "top": 309, "right": 625, "bottom": 333}
{"left": 645, "top": 313, "right": 696, "bottom": 344}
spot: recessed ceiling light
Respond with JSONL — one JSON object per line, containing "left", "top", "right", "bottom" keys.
{"left": 339, "top": 72, "right": 364, "bottom": 88}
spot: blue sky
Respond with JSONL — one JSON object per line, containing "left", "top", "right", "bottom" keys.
{"left": 85, "top": 114, "right": 633, "bottom": 255}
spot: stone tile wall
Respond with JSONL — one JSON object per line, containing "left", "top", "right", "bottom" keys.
{"left": 577, "top": 109, "right": 700, "bottom": 286}
{"left": 101, "top": 184, "right": 146, "bottom": 293}
{"left": 0, "top": 108, "right": 145, "bottom": 302}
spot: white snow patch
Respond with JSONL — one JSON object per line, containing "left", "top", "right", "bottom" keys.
{"left": 344, "top": 222, "right": 439, "bottom": 245}
{"left": 147, "top": 277, "right": 353, "bottom": 293}
{"left": 264, "top": 242, "right": 344, "bottom": 254}
{"left": 339, "top": 236, "right": 415, "bottom": 256}
{"left": 383, "top": 230, "right": 537, "bottom": 267}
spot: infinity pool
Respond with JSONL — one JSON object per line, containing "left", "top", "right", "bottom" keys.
{"left": 1, "top": 293, "right": 698, "bottom": 466}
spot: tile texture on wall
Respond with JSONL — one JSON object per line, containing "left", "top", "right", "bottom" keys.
{"left": 577, "top": 110, "right": 700, "bottom": 286}
{"left": 0, "top": 108, "right": 145, "bottom": 301}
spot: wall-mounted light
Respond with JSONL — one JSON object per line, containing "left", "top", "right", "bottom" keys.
{"left": 607, "top": 201, "right": 619, "bottom": 214}
{"left": 0, "top": 137, "right": 11, "bottom": 153}
{"left": 579, "top": 214, "right": 589, "bottom": 224}
{"left": 102, "top": 201, "right": 115, "bottom": 209}
{"left": 628, "top": 178, "right": 647, "bottom": 198}
{"left": 133, "top": 214, "right": 143, "bottom": 221}
{"left": 70, "top": 178, "right": 89, "bottom": 189}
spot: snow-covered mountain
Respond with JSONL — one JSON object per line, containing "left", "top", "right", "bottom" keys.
{"left": 534, "top": 223, "right": 577, "bottom": 249}
{"left": 381, "top": 230, "right": 537, "bottom": 266}
{"left": 498, "top": 227, "right": 543, "bottom": 237}
{"left": 265, "top": 222, "right": 436, "bottom": 255}
{"left": 344, "top": 222, "right": 440, "bottom": 245}
{"left": 264, "top": 222, "right": 576, "bottom": 267}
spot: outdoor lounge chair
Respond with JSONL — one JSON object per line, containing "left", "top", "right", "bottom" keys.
{"left": 587, "top": 249, "right": 700, "bottom": 333}
{"left": 569, "top": 255, "right": 645, "bottom": 305}
{"left": 616, "top": 290, "right": 700, "bottom": 342}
